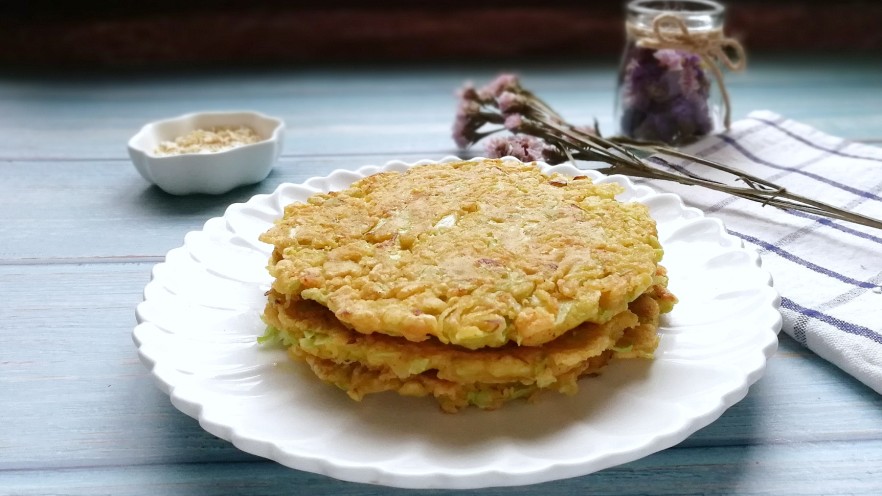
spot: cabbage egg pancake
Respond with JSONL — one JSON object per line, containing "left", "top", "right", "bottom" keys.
{"left": 262, "top": 281, "right": 670, "bottom": 388}
{"left": 262, "top": 290, "right": 665, "bottom": 412}
{"left": 261, "top": 159, "right": 663, "bottom": 349}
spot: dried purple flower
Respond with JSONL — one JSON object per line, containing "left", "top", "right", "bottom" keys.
{"left": 654, "top": 49, "right": 684, "bottom": 71}
{"left": 675, "top": 94, "right": 713, "bottom": 135}
{"left": 619, "top": 47, "right": 714, "bottom": 144}
{"left": 679, "top": 53, "right": 711, "bottom": 97}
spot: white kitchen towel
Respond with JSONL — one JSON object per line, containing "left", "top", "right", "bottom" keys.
{"left": 645, "top": 110, "right": 882, "bottom": 394}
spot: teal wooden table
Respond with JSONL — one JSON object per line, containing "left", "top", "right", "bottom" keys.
{"left": 2, "top": 56, "right": 881, "bottom": 495}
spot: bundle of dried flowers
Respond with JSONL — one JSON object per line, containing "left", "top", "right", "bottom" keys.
{"left": 452, "top": 74, "right": 882, "bottom": 230}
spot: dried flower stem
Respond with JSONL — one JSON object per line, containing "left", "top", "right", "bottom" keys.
{"left": 602, "top": 138, "right": 882, "bottom": 229}
{"left": 454, "top": 75, "right": 882, "bottom": 231}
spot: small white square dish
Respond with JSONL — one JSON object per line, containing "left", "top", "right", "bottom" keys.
{"left": 128, "top": 111, "right": 285, "bottom": 195}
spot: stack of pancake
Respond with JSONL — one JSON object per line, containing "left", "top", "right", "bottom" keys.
{"left": 260, "top": 159, "right": 676, "bottom": 412}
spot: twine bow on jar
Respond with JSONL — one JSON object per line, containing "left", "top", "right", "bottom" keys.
{"left": 627, "top": 13, "right": 746, "bottom": 129}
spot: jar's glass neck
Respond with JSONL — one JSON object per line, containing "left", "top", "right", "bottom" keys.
{"left": 626, "top": 0, "right": 724, "bottom": 32}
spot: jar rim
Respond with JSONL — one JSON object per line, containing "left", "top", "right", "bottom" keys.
{"left": 628, "top": 0, "right": 724, "bottom": 16}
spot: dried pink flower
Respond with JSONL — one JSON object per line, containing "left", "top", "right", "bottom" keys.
{"left": 497, "top": 91, "right": 526, "bottom": 115}
{"left": 483, "top": 135, "right": 514, "bottom": 159}
{"left": 480, "top": 74, "right": 521, "bottom": 99}
{"left": 653, "top": 49, "right": 684, "bottom": 71}
{"left": 483, "top": 134, "right": 564, "bottom": 163}
{"left": 452, "top": 92, "right": 488, "bottom": 148}
{"left": 452, "top": 113, "right": 480, "bottom": 149}
{"left": 456, "top": 98, "right": 481, "bottom": 120}
{"left": 504, "top": 114, "right": 524, "bottom": 132}
{"left": 457, "top": 82, "right": 477, "bottom": 98}
{"left": 457, "top": 82, "right": 484, "bottom": 103}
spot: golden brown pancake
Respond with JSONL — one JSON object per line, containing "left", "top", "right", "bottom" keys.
{"left": 284, "top": 311, "right": 661, "bottom": 412}
{"left": 263, "top": 287, "right": 666, "bottom": 387}
{"left": 261, "top": 278, "right": 670, "bottom": 412}
{"left": 299, "top": 353, "right": 611, "bottom": 413}
{"left": 261, "top": 160, "right": 663, "bottom": 349}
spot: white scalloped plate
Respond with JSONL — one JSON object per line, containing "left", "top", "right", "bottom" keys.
{"left": 134, "top": 156, "right": 781, "bottom": 489}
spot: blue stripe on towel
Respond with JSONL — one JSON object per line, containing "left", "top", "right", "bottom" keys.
{"left": 717, "top": 135, "right": 882, "bottom": 203}
{"left": 782, "top": 297, "right": 882, "bottom": 345}
{"left": 786, "top": 210, "right": 882, "bottom": 246}
{"left": 729, "top": 230, "right": 878, "bottom": 289}
{"left": 750, "top": 116, "right": 882, "bottom": 164}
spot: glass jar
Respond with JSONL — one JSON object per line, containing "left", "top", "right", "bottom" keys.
{"left": 614, "top": 0, "right": 729, "bottom": 145}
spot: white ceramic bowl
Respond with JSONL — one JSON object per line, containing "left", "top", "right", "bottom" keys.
{"left": 128, "top": 111, "right": 285, "bottom": 195}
